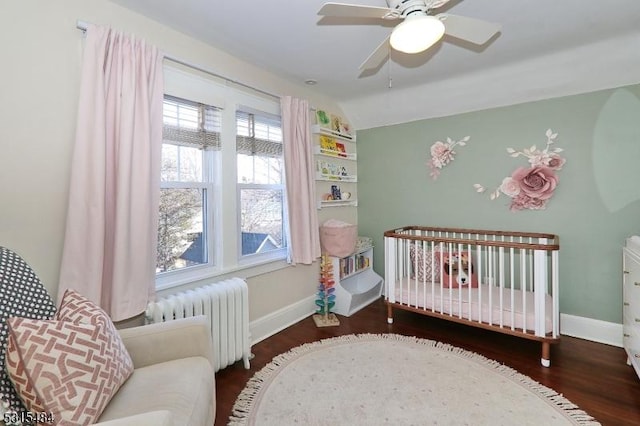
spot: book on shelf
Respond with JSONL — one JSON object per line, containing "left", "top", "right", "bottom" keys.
{"left": 330, "top": 185, "right": 341, "bottom": 200}
{"left": 319, "top": 135, "right": 348, "bottom": 157}
{"left": 316, "top": 109, "right": 331, "bottom": 127}
{"left": 330, "top": 114, "right": 342, "bottom": 133}
{"left": 328, "top": 114, "right": 353, "bottom": 137}
{"left": 338, "top": 254, "right": 370, "bottom": 278}
{"left": 318, "top": 160, "right": 340, "bottom": 176}
{"left": 315, "top": 109, "right": 353, "bottom": 138}
{"left": 317, "top": 159, "right": 341, "bottom": 177}
{"left": 319, "top": 135, "right": 337, "bottom": 153}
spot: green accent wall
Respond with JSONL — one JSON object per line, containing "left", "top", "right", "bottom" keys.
{"left": 357, "top": 84, "right": 640, "bottom": 324}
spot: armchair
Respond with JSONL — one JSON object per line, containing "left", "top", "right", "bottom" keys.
{"left": 0, "top": 247, "right": 215, "bottom": 426}
{"left": 95, "top": 315, "right": 216, "bottom": 425}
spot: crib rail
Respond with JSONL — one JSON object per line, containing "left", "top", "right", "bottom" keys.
{"left": 384, "top": 226, "right": 560, "bottom": 367}
{"left": 384, "top": 226, "right": 559, "bottom": 251}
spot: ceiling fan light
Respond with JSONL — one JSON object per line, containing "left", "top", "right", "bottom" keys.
{"left": 390, "top": 15, "right": 445, "bottom": 54}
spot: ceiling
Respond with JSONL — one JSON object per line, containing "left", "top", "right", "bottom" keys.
{"left": 109, "top": 0, "right": 640, "bottom": 128}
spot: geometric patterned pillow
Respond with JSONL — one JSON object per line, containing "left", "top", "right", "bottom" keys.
{"left": 5, "top": 290, "right": 134, "bottom": 425}
{"left": 56, "top": 288, "right": 117, "bottom": 326}
{"left": 55, "top": 289, "right": 135, "bottom": 387}
{"left": 0, "top": 247, "right": 57, "bottom": 418}
{"left": 56, "top": 288, "right": 134, "bottom": 397}
{"left": 409, "top": 244, "right": 441, "bottom": 283}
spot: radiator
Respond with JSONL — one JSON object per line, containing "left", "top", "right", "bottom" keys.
{"left": 145, "top": 277, "right": 251, "bottom": 372}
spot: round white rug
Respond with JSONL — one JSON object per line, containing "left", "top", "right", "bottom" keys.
{"left": 229, "top": 334, "right": 600, "bottom": 426}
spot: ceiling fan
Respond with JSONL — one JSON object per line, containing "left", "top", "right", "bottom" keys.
{"left": 318, "top": 0, "right": 501, "bottom": 71}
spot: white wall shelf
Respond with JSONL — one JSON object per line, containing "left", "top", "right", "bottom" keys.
{"left": 313, "top": 116, "right": 357, "bottom": 209}
{"left": 311, "top": 124, "right": 356, "bottom": 142}
{"left": 314, "top": 146, "right": 357, "bottom": 161}
{"left": 316, "top": 172, "right": 357, "bottom": 183}
{"left": 318, "top": 199, "right": 358, "bottom": 209}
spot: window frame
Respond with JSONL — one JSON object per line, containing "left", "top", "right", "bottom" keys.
{"left": 236, "top": 182, "right": 288, "bottom": 265}
{"left": 156, "top": 66, "right": 289, "bottom": 290}
{"left": 235, "top": 107, "right": 287, "bottom": 263}
{"left": 157, "top": 178, "right": 215, "bottom": 276}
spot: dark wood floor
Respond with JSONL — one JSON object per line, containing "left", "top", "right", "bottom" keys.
{"left": 215, "top": 298, "right": 640, "bottom": 425}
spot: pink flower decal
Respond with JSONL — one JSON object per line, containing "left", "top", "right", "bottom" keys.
{"left": 510, "top": 194, "right": 548, "bottom": 211}
{"left": 511, "top": 166, "right": 558, "bottom": 200}
{"left": 430, "top": 142, "right": 453, "bottom": 168}
{"left": 427, "top": 136, "right": 470, "bottom": 180}
{"left": 546, "top": 154, "right": 566, "bottom": 170}
{"left": 474, "top": 129, "right": 566, "bottom": 212}
{"left": 499, "top": 177, "right": 520, "bottom": 198}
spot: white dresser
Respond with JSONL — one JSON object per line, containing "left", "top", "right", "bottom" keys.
{"left": 623, "top": 237, "right": 640, "bottom": 378}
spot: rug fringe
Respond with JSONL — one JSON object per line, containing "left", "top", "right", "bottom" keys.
{"left": 228, "top": 333, "right": 601, "bottom": 425}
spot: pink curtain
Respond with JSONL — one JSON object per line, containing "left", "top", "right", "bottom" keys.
{"left": 58, "top": 24, "right": 164, "bottom": 321}
{"left": 281, "top": 97, "right": 321, "bottom": 265}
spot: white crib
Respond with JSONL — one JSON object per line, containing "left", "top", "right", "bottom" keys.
{"left": 384, "top": 226, "right": 560, "bottom": 367}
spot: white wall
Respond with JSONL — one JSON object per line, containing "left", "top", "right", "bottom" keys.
{"left": 0, "top": 0, "right": 354, "bottom": 324}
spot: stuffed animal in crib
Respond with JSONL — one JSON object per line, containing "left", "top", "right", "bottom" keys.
{"left": 439, "top": 252, "right": 479, "bottom": 288}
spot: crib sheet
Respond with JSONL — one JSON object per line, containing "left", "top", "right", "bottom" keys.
{"left": 391, "top": 279, "right": 553, "bottom": 334}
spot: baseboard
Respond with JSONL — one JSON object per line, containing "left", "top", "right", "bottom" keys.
{"left": 250, "top": 303, "right": 623, "bottom": 348}
{"left": 560, "top": 313, "right": 622, "bottom": 347}
{"left": 250, "top": 295, "right": 316, "bottom": 345}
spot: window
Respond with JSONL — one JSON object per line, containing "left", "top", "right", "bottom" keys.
{"left": 236, "top": 110, "right": 287, "bottom": 259}
{"left": 156, "top": 70, "right": 289, "bottom": 288}
{"left": 157, "top": 96, "right": 220, "bottom": 274}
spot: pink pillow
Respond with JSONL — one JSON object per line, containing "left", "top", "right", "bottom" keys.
{"left": 5, "top": 290, "right": 133, "bottom": 425}
{"left": 438, "top": 252, "right": 479, "bottom": 288}
{"left": 409, "top": 244, "right": 440, "bottom": 283}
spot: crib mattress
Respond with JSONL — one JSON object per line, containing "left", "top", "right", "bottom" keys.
{"left": 390, "top": 279, "right": 553, "bottom": 334}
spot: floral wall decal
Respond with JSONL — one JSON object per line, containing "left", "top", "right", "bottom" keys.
{"left": 427, "top": 136, "right": 471, "bottom": 179}
{"left": 474, "top": 129, "right": 566, "bottom": 211}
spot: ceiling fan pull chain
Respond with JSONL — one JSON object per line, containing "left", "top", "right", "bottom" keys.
{"left": 387, "top": 48, "right": 393, "bottom": 89}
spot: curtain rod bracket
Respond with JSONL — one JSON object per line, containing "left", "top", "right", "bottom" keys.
{"left": 76, "top": 19, "right": 88, "bottom": 32}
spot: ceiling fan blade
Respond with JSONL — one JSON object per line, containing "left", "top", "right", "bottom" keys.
{"left": 318, "top": 2, "right": 399, "bottom": 20}
{"left": 359, "top": 35, "right": 391, "bottom": 71}
{"left": 437, "top": 13, "right": 501, "bottom": 45}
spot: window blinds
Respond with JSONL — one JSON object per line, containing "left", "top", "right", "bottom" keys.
{"left": 236, "top": 110, "right": 283, "bottom": 158}
{"left": 163, "top": 95, "right": 222, "bottom": 150}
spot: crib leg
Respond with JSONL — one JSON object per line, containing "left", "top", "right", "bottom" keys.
{"left": 541, "top": 342, "right": 551, "bottom": 368}
{"left": 387, "top": 304, "right": 394, "bottom": 324}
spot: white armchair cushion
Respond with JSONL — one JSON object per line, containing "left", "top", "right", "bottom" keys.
{"left": 94, "top": 410, "right": 173, "bottom": 426}
{"left": 96, "top": 357, "right": 213, "bottom": 425}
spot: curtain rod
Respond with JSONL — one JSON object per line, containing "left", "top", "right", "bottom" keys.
{"left": 75, "top": 20, "right": 281, "bottom": 100}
